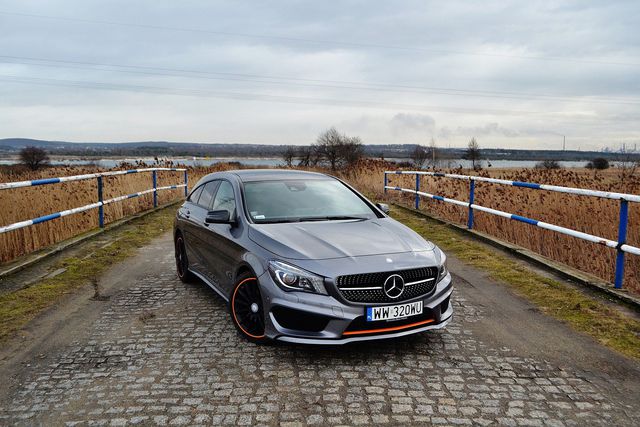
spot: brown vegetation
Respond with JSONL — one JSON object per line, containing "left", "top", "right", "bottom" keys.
{"left": 381, "top": 165, "right": 640, "bottom": 295}
{"left": 1, "top": 159, "right": 638, "bottom": 295}
{"left": 0, "top": 163, "right": 233, "bottom": 263}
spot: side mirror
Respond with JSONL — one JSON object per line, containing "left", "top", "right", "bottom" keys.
{"left": 205, "top": 209, "right": 233, "bottom": 224}
{"left": 376, "top": 203, "right": 390, "bottom": 214}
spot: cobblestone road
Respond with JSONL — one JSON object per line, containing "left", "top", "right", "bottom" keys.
{"left": 1, "top": 234, "right": 638, "bottom": 426}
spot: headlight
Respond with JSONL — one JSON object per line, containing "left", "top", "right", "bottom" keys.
{"left": 437, "top": 252, "right": 448, "bottom": 282}
{"left": 268, "top": 261, "right": 328, "bottom": 295}
{"left": 437, "top": 263, "right": 448, "bottom": 282}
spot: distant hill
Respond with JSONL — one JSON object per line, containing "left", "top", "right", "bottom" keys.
{"left": 1, "top": 138, "right": 637, "bottom": 161}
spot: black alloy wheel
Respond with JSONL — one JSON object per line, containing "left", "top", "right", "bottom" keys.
{"left": 175, "top": 235, "right": 194, "bottom": 283}
{"left": 231, "top": 274, "right": 267, "bottom": 342}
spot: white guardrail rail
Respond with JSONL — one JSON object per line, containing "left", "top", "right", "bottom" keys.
{"left": 384, "top": 170, "right": 639, "bottom": 290}
{"left": 0, "top": 168, "right": 187, "bottom": 234}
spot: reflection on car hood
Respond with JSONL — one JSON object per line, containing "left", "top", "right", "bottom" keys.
{"left": 248, "top": 218, "right": 435, "bottom": 260}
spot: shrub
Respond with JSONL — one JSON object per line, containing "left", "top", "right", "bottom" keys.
{"left": 20, "top": 146, "right": 49, "bottom": 170}
{"left": 535, "top": 159, "right": 562, "bottom": 170}
{"left": 586, "top": 158, "right": 610, "bottom": 170}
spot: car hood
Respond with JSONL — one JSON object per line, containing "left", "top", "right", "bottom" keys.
{"left": 248, "top": 218, "right": 435, "bottom": 260}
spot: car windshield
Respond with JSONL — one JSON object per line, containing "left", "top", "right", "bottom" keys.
{"left": 243, "top": 179, "right": 377, "bottom": 223}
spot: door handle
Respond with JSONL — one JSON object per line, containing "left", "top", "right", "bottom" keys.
{"left": 184, "top": 210, "right": 190, "bottom": 219}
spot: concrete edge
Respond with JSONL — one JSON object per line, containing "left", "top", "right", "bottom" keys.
{"left": 392, "top": 203, "right": 640, "bottom": 311}
{"left": 0, "top": 200, "right": 182, "bottom": 278}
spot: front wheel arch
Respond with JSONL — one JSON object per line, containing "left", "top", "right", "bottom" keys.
{"left": 229, "top": 272, "right": 269, "bottom": 344}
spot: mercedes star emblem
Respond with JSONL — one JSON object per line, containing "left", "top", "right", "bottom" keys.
{"left": 383, "top": 274, "right": 405, "bottom": 299}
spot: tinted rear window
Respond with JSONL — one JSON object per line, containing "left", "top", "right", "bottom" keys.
{"left": 188, "top": 186, "right": 204, "bottom": 203}
{"left": 197, "top": 181, "right": 218, "bottom": 209}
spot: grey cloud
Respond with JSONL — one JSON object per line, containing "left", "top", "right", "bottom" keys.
{"left": 389, "top": 113, "right": 435, "bottom": 136}
{"left": 0, "top": 0, "right": 638, "bottom": 149}
{"left": 438, "top": 123, "right": 519, "bottom": 139}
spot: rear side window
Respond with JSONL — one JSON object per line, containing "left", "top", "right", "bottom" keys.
{"left": 188, "top": 186, "right": 204, "bottom": 204}
{"left": 197, "top": 181, "right": 219, "bottom": 209}
{"left": 212, "top": 181, "right": 236, "bottom": 216}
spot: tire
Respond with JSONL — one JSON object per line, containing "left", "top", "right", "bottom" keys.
{"left": 175, "top": 234, "right": 195, "bottom": 283}
{"left": 230, "top": 272, "right": 269, "bottom": 343}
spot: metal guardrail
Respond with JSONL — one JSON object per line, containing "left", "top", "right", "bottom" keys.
{"left": 384, "top": 170, "right": 639, "bottom": 289}
{"left": 0, "top": 168, "right": 188, "bottom": 234}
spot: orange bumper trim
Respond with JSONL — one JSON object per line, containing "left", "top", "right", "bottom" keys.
{"left": 342, "top": 318, "right": 435, "bottom": 336}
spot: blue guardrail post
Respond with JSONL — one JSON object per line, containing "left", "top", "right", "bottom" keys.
{"left": 152, "top": 170, "right": 158, "bottom": 208}
{"left": 614, "top": 199, "right": 629, "bottom": 289}
{"left": 184, "top": 170, "right": 188, "bottom": 197}
{"left": 415, "top": 174, "right": 420, "bottom": 209}
{"left": 97, "top": 176, "right": 104, "bottom": 228}
{"left": 467, "top": 179, "right": 475, "bottom": 229}
{"left": 383, "top": 172, "right": 387, "bottom": 194}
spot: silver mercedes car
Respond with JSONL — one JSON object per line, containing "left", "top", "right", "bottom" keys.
{"left": 173, "top": 169, "right": 452, "bottom": 344}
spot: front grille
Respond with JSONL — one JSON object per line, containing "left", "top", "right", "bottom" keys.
{"left": 335, "top": 267, "right": 438, "bottom": 304}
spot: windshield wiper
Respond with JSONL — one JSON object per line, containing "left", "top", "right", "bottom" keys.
{"left": 255, "top": 215, "right": 368, "bottom": 224}
{"left": 299, "top": 215, "right": 368, "bottom": 222}
{"left": 256, "top": 218, "right": 301, "bottom": 224}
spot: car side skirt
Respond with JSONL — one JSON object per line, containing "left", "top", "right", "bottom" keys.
{"left": 189, "top": 268, "right": 230, "bottom": 302}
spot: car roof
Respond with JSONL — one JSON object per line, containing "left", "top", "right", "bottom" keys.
{"left": 191, "top": 169, "right": 332, "bottom": 189}
{"left": 231, "top": 169, "right": 331, "bottom": 182}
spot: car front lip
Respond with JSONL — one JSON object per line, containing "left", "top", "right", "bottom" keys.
{"left": 277, "top": 314, "right": 452, "bottom": 345}
{"left": 258, "top": 269, "right": 453, "bottom": 345}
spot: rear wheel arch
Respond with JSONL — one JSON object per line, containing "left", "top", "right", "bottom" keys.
{"left": 174, "top": 232, "right": 194, "bottom": 283}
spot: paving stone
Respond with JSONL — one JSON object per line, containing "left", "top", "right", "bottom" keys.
{"left": 0, "top": 250, "right": 638, "bottom": 426}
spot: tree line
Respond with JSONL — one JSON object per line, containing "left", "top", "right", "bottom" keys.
{"left": 281, "top": 127, "right": 364, "bottom": 170}
{"left": 410, "top": 137, "right": 482, "bottom": 170}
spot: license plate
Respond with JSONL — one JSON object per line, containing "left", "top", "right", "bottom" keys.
{"left": 366, "top": 301, "right": 423, "bottom": 322}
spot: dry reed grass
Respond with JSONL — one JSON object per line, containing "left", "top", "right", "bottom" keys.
{"left": 376, "top": 164, "right": 640, "bottom": 295}
{"left": 0, "top": 163, "right": 235, "bottom": 263}
{"left": 1, "top": 160, "right": 638, "bottom": 295}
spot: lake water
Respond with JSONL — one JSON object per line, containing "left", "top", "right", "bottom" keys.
{"left": 0, "top": 156, "right": 591, "bottom": 169}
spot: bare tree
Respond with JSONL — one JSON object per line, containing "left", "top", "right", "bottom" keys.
{"left": 314, "top": 127, "right": 363, "bottom": 170}
{"left": 340, "top": 136, "right": 364, "bottom": 166}
{"left": 428, "top": 138, "right": 439, "bottom": 168}
{"left": 315, "top": 128, "right": 345, "bottom": 170}
{"left": 20, "top": 146, "right": 49, "bottom": 170}
{"left": 297, "top": 147, "right": 312, "bottom": 167}
{"left": 281, "top": 146, "right": 296, "bottom": 167}
{"left": 410, "top": 145, "right": 429, "bottom": 169}
{"left": 297, "top": 146, "right": 320, "bottom": 167}
{"left": 617, "top": 146, "right": 639, "bottom": 181}
{"left": 464, "top": 137, "right": 481, "bottom": 170}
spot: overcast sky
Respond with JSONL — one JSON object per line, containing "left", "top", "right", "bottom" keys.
{"left": 0, "top": 0, "right": 639, "bottom": 150}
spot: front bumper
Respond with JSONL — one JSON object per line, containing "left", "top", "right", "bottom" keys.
{"left": 257, "top": 270, "right": 453, "bottom": 345}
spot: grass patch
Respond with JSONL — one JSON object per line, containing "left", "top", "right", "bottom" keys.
{"left": 0, "top": 206, "right": 177, "bottom": 343}
{"left": 391, "top": 205, "right": 640, "bottom": 360}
